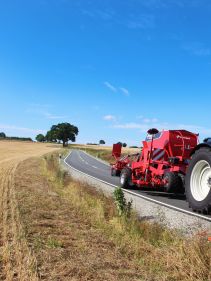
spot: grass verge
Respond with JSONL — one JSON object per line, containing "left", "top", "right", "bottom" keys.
{"left": 43, "top": 152, "right": 211, "bottom": 281}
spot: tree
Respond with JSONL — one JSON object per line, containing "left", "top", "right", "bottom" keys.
{"left": 99, "top": 140, "right": 105, "bottom": 145}
{"left": 0, "top": 132, "right": 6, "bottom": 138}
{"left": 45, "top": 130, "right": 57, "bottom": 143}
{"left": 50, "top": 123, "right": 79, "bottom": 147}
{"left": 36, "top": 134, "right": 45, "bottom": 142}
{"left": 122, "top": 143, "right": 127, "bottom": 147}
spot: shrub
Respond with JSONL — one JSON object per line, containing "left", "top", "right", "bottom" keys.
{"left": 113, "top": 187, "right": 132, "bottom": 217}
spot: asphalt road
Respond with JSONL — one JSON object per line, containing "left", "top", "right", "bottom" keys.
{"left": 65, "top": 150, "right": 211, "bottom": 221}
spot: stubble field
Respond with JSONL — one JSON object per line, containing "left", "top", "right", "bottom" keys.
{"left": 0, "top": 141, "right": 60, "bottom": 280}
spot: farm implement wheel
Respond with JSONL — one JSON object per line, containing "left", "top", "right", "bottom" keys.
{"left": 111, "top": 168, "right": 120, "bottom": 177}
{"left": 111, "top": 168, "right": 116, "bottom": 176}
{"left": 164, "top": 172, "right": 183, "bottom": 193}
{"left": 185, "top": 148, "right": 211, "bottom": 214}
{"left": 119, "top": 168, "right": 133, "bottom": 189}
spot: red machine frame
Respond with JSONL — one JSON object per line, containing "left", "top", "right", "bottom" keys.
{"left": 111, "top": 143, "right": 140, "bottom": 176}
{"left": 111, "top": 129, "right": 199, "bottom": 189}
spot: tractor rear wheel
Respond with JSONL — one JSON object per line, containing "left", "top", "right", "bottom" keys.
{"left": 164, "top": 172, "right": 183, "bottom": 193}
{"left": 185, "top": 147, "right": 211, "bottom": 214}
{"left": 119, "top": 168, "right": 133, "bottom": 189}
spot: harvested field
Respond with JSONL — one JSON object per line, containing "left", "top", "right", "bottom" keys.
{"left": 0, "top": 141, "right": 60, "bottom": 280}
{"left": 0, "top": 142, "right": 144, "bottom": 280}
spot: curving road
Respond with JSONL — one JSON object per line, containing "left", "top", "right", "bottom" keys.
{"left": 65, "top": 150, "right": 211, "bottom": 222}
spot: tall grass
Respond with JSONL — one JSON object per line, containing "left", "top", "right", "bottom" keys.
{"left": 44, "top": 152, "right": 211, "bottom": 281}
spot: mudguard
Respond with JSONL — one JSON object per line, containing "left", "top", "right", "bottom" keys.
{"left": 190, "top": 141, "right": 211, "bottom": 157}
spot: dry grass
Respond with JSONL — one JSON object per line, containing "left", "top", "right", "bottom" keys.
{"left": 14, "top": 158, "right": 144, "bottom": 280}
{"left": 44, "top": 153, "right": 211, "bottom": 281}
{"left": 0, "top": 141, "right": 60, "bottom": 280}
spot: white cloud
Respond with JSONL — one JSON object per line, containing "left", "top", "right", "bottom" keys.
{"left": 26, "top": 104, "right": 66, "bottom": 120}
{"left": 126, "top": 14, "right": 155, "bottom": 29}
{"left": 112, "top": 119, "right": 211, "bottom": 138}
{"left": 44, "top": 113, "right": 66, "bottom": 120}
{"left": 103, "top": 115, "right": 116, "bottom": 121}
{"left": 182, "top": 42, "right": 211, "bottom": 57}
{"left": 113, "top": 123, "right": 148, "bottom": 130}
{"left": 104, "top": 81, "right": 117, "bottom": 92}
{"left": 104, "top": 82, "right": 131, "bottom": 96}
{"left": 143, "top": 118, "right": 158, "bottom": 123}
{"left": 0, "top": 124, "right": 45, "bottom": 135}
{"left": 136, "top": 116, "right": 158, "bottom": 123}
{"left": 140, "top": 0, "right": 207, "bottom": 9}
{"left": 119, "top": 87, "right": 130, "bottom": 96}
{"left": 82, "top": 9, "right": 115, "bottom": 21}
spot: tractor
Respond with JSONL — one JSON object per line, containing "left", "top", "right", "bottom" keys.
{"left": 111, "top": 128, "right": 211, "bottom": 214}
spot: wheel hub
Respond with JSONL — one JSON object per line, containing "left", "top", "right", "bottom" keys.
{"left": 208, "top": 177, "right": 211, "bottom": 187}
{"left": 120, "top": 174, "right": 125, "bottom": 184}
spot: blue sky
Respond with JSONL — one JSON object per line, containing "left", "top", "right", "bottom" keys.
{"left": 0, "top": 0, "right": 211, "bottom": 146}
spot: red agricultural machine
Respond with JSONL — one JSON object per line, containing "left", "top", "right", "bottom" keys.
{"left": 111, "top": 128, "right": 211, "bottom": 214}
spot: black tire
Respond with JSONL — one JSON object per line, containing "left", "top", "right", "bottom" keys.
{"left": 185, "top": 147, "right": 211, "bottom": 214}
{"left": 111, "top": 168, "right": 116, "bottom": 176}
{"left": 119, "top": 168, "right": 133, "bottom": 189}
{"left": 111, "top": 168, "right": 120, "bottom": 177}
{"left": 164, "top": 172, "right": 183, "bottom": 193}
{"left": 116, "top": 170, "right": 121, "bottom": 177}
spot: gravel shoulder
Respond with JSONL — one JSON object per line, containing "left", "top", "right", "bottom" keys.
{"left": 62, "top": 154, "right": 211, "bottom": 236}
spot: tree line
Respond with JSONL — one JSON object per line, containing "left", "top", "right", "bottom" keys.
{"left": 36, "top": 122, "right": 79, "bottom": 147}
{"left": 0, "top": 132, "right": 32, "bottom": 142}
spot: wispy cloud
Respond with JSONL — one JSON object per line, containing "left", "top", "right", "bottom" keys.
{"left": 143, "top": 118, "right": 158, "bottom": 123}
{"left": 112, "top": 117, "right": 211, "bottom": 138}
{"left": 44, "top": 113, "right": 66, "bottom": 120}
{"left": 81, "top": 5, "right": 155, "bottom": 30}
{"left": 0, "top": 124, "right": 45, "bottom": 135}
{"left": 26, "top": 104, "right": 67, "bottom": 120}
{"left": 139, "top": 0, "right": 207, "bottom": 9}
{"left": 104, "top": 81, "right": 117, "bottom": 93}
{"left": 103, "top": 115, "right": 116, "bottom": 121}
{"left": 182, "top": 42, "right": 211, "bottom": 57}
{"left": 119, "top": 87, "right": 130, "bottom": 96}
{"left": 82, "top": 9, "right": 115, "bottom": 21}
{"left": 104, "top": 82, "right": 131, "bottom": 96}
{"left": 126, "top": 15, "right": 155, "bottom": 29}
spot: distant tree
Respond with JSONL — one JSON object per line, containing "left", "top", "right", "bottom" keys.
{"left": 99, "top": 140, "right": 105, "bottom": 145}
{"left": 122, "top": 143, "right": 127, "bottom": 148}
{"left": 0, "top": 132, "right": 6, "bottom": 138}
{"left": 36, "top": 134, "right": 45, "bottom": 142}
{"left": 50, "top": 123, "right": 79, "bottom": 147}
